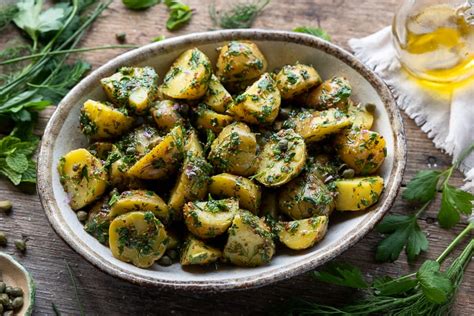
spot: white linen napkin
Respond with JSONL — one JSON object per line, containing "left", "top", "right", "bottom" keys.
{"left": 348, "top": 27, "right": 474, "bottom": 190}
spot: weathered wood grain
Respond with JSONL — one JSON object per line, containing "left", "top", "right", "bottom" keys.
{"left": 0, "top": 0, "right": 471, "bottom": 315}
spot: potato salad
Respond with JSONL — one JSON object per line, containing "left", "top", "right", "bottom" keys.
{"left": 58, "top": 41, "right": 387, "bottom": 269}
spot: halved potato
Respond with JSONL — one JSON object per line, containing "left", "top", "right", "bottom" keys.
{"left": 223, "top": 210, "right": 275, "bottom": 267}
{"left": 300, "top": 76, "right": 352, "bottom": 110}
{"left": 348, "top": 103, "right": 374, "bottom": 130}
{"left": 216, "top": 41, "right": 267, "bottom": 84}
{"left": 161, "top": 48, "right": 212, "bottom": 100}
{"left": 108, "top": 190, "right": 170, "bottom": 223}
{"left": 203, "top": 74, "right": 234, "bottom": 113}
{"left": 183, "top": 198, "right": 239, "bottom": 239}
{"left": 290, "top": 108, "right": 352, "bottom": 142}
{"left": 254, "top": 129, "right": 306, "bottom": 187}
{"left": 209, "top": 173, "right": 261, "bottom": 214}
{"left": 195, "top": 105, "right": 234, "bottom": 134}
{"left": 127, "top": 126, "right": 185, "bottom": 179}
{"left": 180, "top": 235, "right": 222, "bottom": 266}
{"left": 84, "top": 198, "right": 110, "bottom": 245}
{"left": 278, "top": 216, "right": 328, "bottom": 250}
{"left": 80, "top": 100, "right": 134, "bottom": 139}
{"left": 334, "top": 176, "right": 384, "bottom": 211}
{"left": 276, "top": 64, "right": 321, "bottom": 99}
{"left": 117, "top": 125, "right": 163, "bottom": 159}
{"left": 58, "top": 148, "right": 108, "bottom": 210}
{"left": 208, "top": 122, "right": 257, "bottom": 176}
{"left": 101, "top": 67, "right": 159, "bottom": 114}
{"left": 151, "top": 100, "right": 184, "bottom": 132}
{"left": 109, "top": 211, "right": 168, "bottom": 268}
{"left": 228, "top": 73, "right": 281, "bottom": 125}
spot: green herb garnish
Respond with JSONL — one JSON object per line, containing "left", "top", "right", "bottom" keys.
{"left": 122, "top": 0, "right": 161, "bottom": 10}
{"left": 164, "top": 0, "right": 192, "bottom": 31}
{"left": 210, "top": 0, "right": 270, "bottom": 29}
{"left": 293, "top": 26, "right": 331, "bottom": 42}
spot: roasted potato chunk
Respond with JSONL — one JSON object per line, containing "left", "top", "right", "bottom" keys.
{"left": 127, "top": 126, "right": 185, "bottom": 179}
{"left": 208, "top": 122, "right": 257, "bottom": 176}
{"left": 288, "top": 108, "right": 352, "bottom": 142}
{"left": 80, "top": 100, "right": 134, "bottom": 139}
{"left": 101, "top": 67, "right": 159, "bottom": 114}
{"left": 209, "top": 173, "right": 261, "bottom": 214}
{"left": 58, "top": 148, "right": 108, "bottom": 210}
{"left": 180, "top": 235, "right": 222, "bottom": 266}
{"left": 151, "top": 100, "right": 184, "bottom": 132}
{"left": 161, "top": 48, "right": 212, "bottom": 100}
{"left": 276, "top": 64, "right": 321, "bottom": 99}
{"left": 109, "top": 211, "right": 168, "bottom": 268}
{"left": 216, "top": 41, "right": 267, "bottom": 84}
{"left": 195, "top": 105, "right": 234, "bottom": 134}
{"left": 348, "top": 103, "right": 374, "bottom": 130}
{"left": 223, "top": 210, "right": 275, "bottom": 267}
{"left": 88, "top": 142, "right": 114, "bottom": 160}
{"left": 117, "top": 125, "right": 163, "bottom": 159}
{"left": 108, "top": 190, "right": 170, "bottom": 223}
{"left": 255, "top": 129, "right": 306, "bottom": 187}
{"left": 183, "top": 198, "right": 239, "bottom": 239}
{"left": 203, "top": 74, "right": 234, "bottom": 113}
{"left": 228, "top": 73, "right": 281, "bottom": 125}
{"left": 300, "top": 76, "right": 352, "bottom": 110}
{"left": 84, "top": 198, "right": 111, "bottom": 245}
{"left": 335, "top": 129, "right": 386, "bottom": 175}
{"left": 278, "top": 216, "right": 328, "bottom": 250}
{"left": 260, "top": 189, "right": 279, "bottom": 218}
{"left": 335, "top": 176, "right": 384, "bottom": 211}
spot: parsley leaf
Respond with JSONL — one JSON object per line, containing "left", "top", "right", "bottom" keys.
{"left": 122, "top": 0, "right": 160, "bottom": 10}
{"left": 416, "top": 260, "right": 453, "bottom": 304}
{"left": 402, "top": 170, "right": 442, "bottom": 203}
{"left": 312, "top": 262, "right": 369, "bottom": 289}
{"left": 375, "top": 214, "right": 428, "bottom": 262}
{"left": 372, "top": 276, "right": 418, "bottom": 296}
{"left": 165, "top": 0, "right": 192, "bottom": 31}
{"left": 438, "top": 184, "right": 474, "bottom": 229}
{"left": 293, "top": 26, "right": 331, "bottom": 42}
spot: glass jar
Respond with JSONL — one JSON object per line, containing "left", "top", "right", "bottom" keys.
{"left": 392, "top": 0, "right": 474, "bottom": 83}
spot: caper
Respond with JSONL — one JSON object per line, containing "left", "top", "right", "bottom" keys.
{"left": 157, "top": 255, "right": 172, "bottom": 266}
{"left": 278, "top": 107, "right": 291, "bottom": 119}
{"left": 0, "top": 201, "right": 12, "bottom": 214}
{"left": 8, "top": 287, "right": 23, "bottom": 298}
{"left": 14, "top": 240, "right": 26, "bottom": 253}
{"left": 342, "top": 168, "right": 355, "bottom": 179}
{"left": 365, "top": 103, "right": 376, "bottom": 113}
{"left": 0, "top": 233, "right": 7, "bottom": 247}
{"left": 166, "top": 249, "right": 178, "bottom": 261}
{"left": 278, "top": 139, "right": 288, "bottom": 151}
{"left": 0, "top": 282, "right": 5, "bottom": 293}
{"left": 76, "top": 211, "right": 88, "bottom": 222}
{"left": 116, "top": 32, "right": 126, "bottom": 43}
{"left": 0, "top": 293, "right": 9, "bottom": 305}
{"left": 11, "top": 297, "right": 23, "bottom": 310}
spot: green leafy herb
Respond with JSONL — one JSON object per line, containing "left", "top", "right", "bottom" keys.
{"left": 402, "top": 170, "right": 442, "bottom": 202}
{"left": 313, "top": 262, "right": 368, "bottom": 289}
{"left": 164, "top": 0, "right": 192, "bottom": 31}
{"left": 439, "top": 183, "right": 474, "bottom": 229}
{"left": 122, "top": 0, "right": 160, "bottom": 10}
{"left": 210, "top": 0, "right": 270, "bottom": 29}
{"left": 65, "top": 260, "right": 85, "bottom": 316}
{"left": 416, "top": 260, "right": 452, "bottom": 304}
{"left": 293, "top": 26, "right": 331, "bottom": 42}
{"left": 0, "top": 4, "right": 18, "bottom": 30}
{"left": 152, "top": 35, "right": 166, "bottom": 42}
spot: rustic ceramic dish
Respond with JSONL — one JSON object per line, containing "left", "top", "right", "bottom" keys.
{"left": 38, "top": 29, "right": 406, "bottom": 291}
{"left": 0, "top": 252, "right": 35, "bottom": 315}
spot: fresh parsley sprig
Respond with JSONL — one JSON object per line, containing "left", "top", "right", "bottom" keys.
{"left": 210, "top": 0, "right": 270, "bottom": 29}
{"left": 375, "top": 144, "right": 474, "bottom": 262}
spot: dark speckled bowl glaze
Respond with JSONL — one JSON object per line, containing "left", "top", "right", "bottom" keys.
{"left": 37, "top": 30, "right": 406, "bottom": 291}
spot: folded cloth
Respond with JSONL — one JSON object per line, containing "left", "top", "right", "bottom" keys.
{"left": 349, "top": 27, "right": 474, "bottom": 190}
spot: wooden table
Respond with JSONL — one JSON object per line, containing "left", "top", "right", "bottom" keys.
{"left": 1, "top": 0, "right": 472, "bottom": 314}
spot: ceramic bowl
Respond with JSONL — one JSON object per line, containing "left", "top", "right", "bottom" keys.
{"left": 37, "top": 29, "right": 406, "bottom": 291}
{"left": 0, "top": 252, "right": 35, "bottom": 315}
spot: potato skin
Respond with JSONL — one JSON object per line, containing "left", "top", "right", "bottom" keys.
{"left": 180, "top": 235, "right": 222, "bottom": 266}
{"left": 278, "top": 216, "right": 328, "bottom": 250}
{"left": 161, "top": 48, "right": 212, "bottom": 100}
{"left": 223, "top": 210, "right": 275, "bottom": 267}
{"left": 109, "top": 211, "right": 168, "bottom": 268}
{"left": 299, "top": 76, "right": 352, "bottom": 110}
{"left": 203, "top": 74, "right": 234, "bottom": 113}
{"left": 228, "top": 73, "right": 281, "bottom": 125}
{"left": 334, "top": 176, "right": 384, "bottom": 211}
{"left": 151, "top": 100, "right": 184, "bottom": 132}
{"left": 335, "top": 129, "right": 386, "bottom": 175}
{"left": 208, "top": 173, "right": 261, "bottom": 214}
{"left": 208, "top": 122, "right": 257, "bottom": 176}
{"left": 216, "top": 41, "right": 267, "bottom": 84}
{"left": 80, "top": 100, "right": 134, "bottom": 139}
{"left": 348, "top": 103, "right": 374, "bottom": 130}
{"left": 195, "top": 105, "right": 234, "bottom": 134}
{"left": 58, "top": 148, "right": 108, "bottom": 210}
{"left": 108, "top": 190, "right": 170, "bottom": 223}
{"left": 276, "top": 64, "right": 321, "bottom": 99}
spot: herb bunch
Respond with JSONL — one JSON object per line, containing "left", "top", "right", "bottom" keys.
{"left": 375, "top": 144, "right": 474, "bottom": 262}
{"left": 210, "top": 0, "right": 270, "bottom": 29}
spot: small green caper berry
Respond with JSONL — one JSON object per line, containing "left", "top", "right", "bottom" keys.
{"left": 0, "top": 233, "right": 7, "bottom": 247}
{"left": 0, "top": 293, "right": 9, "bottom": 304}
{"left": 342, "top": 168, "right": 355, "bottom": 179}
{"left": 0, "top": 282, "right": 5, "bottom": 293}
{"left": 365, "top": 103, "right": 376, "bottom": 113}
{"left": 116, "top": 32, "right": 126, "bottom": 43}
{"left": 76, "top": 211, "right": 88, "bottom": 222}
{"left": 158, "top": 255, "right": 172, "bottom": 266}
{"left": 8, "top": 287, "right": 23, "bottom": 298}
{"left": 166, "top": 249, "right": 178, "bottom": 261}
{"left": 278, "top": 139, "right": 288, "bottom": 151}
{"left": 11, "top": 297, "right": 23, "bottom": 310}
{"left": 14, "top": 240, "right": 26, "bottom": 253}
{"left": 0, "top": 201, "right": 12, "bottom": 214}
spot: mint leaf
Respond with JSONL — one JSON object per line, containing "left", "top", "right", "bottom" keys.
{"left": 416, "top": 260, "right": 452, "bottom": 304}
{"left": 6, "top": 152, "right": 28, "bottom": 173}
{"left": 313, "top": 262, "right": 368, "bottom": 289}
{"left": 438, "top": 185, "right": 474, "bottom": 229}
{"left": 21, "top": 160, "right": 37, "bottom": 183}
{"left": 0, "top": 160, "right": 22, "bottom": 185}
{"left": 402, "top": 170, "right": 442, "bottom": 202}
{"left": 293, "top": 26, "right": 331, "bottom": 42}
{"left": 122, "top": 0, "right": 160, "bottom": 10}
{"left": 165, "top": 0, "right": 192, "bottom": 31}
{"left": 372, "top": 276, "right": 418, "bottom": 296}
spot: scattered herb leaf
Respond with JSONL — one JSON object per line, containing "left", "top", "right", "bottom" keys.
{"left": 293, "top": 26, "right": 331, "bottom": 42}
{"left": 164, "top": 0, "right": 192, "bottom": 31}
{"left": 210, "top": 0, "right": 270, "bottom": 29}
{"left": 122, "top": 0, "right": 161, "bottom": 10}
{"left": 313, "top": 262, "right": 369, "bottom": 289}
